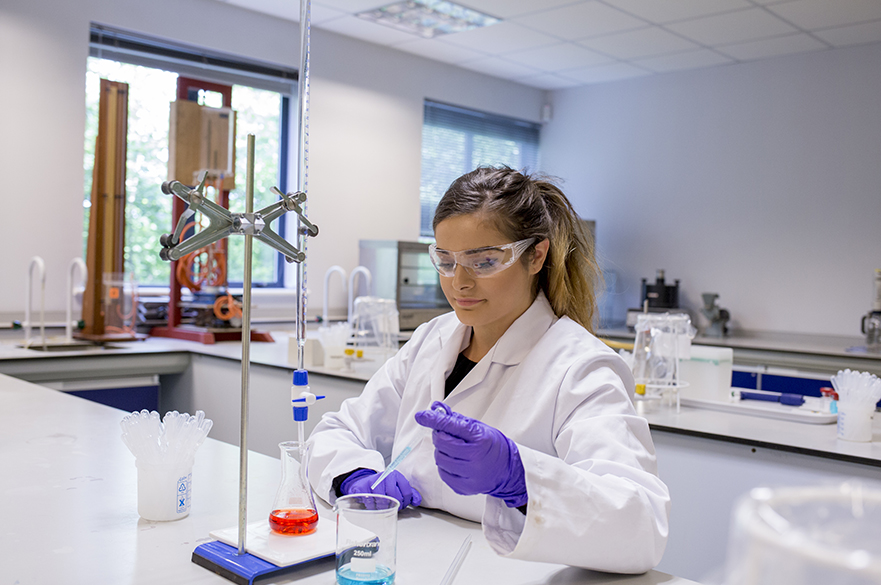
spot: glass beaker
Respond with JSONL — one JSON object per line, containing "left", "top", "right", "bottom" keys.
{"left": 269, "top": 441, "right": 318, "bottom": 535}
{"left": 102, "top": 272, "right": 138, "bottom": 335}
{"left": 335, "top": 494, "right": 399, "bottom": 585}
{"left": 725, "top": 482, "right": 881, "bottom": 585}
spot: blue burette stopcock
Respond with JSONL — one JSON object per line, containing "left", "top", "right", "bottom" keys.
{"left": 291, "top": 369, "right": 325, "bottom": 422}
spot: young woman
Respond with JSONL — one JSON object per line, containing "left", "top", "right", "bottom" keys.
{"left": 307, "top": 166, "right": 670, "bottom": 573}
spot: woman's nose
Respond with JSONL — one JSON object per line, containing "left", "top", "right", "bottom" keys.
{"left": 451, "top": 264, "right": 474, "bottom": 289}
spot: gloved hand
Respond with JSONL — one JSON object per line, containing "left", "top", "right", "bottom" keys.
{"left": 414, "top": 401, "right": 527, "bottom": 508}
{"left": 340, "top": 468, "right": 422, "bottom": 510}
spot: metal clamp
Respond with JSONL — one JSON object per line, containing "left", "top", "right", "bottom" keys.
{"left": 158, "top": 172, "right": 318, "bottom": 264}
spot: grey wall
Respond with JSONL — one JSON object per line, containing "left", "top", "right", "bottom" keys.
{"left": 543, "top": 43, "right": 881, "bottom": 337}
{"left": 0, "top": 0, "right": 544, "bottom": 322}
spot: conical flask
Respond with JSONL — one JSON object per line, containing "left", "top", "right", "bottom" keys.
{"left": 269, "top": 441, "right": 318, "bottom": 535}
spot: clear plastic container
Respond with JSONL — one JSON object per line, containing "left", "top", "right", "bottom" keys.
{"left": 725, "top": 482, "right": 881, "bottom": 585}
{"left": 631, "top": 313, "right": 695, "bottom": 411}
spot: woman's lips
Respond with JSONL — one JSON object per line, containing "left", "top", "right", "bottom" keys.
{"left": 455, "top": 298, "right": 484, "bottom": 308}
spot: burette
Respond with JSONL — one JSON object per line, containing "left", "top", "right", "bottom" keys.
{"left": 290, "top": 0, "right": 323, "bottom": 543}
{"left": 295, "top": 0, "right": 311, "bottom": 373}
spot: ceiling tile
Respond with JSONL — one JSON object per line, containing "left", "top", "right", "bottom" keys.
{"left": 634, "top": 48, "right": 733, "bottom": 72}
{"left": 221, "top": 0, "right": 880, "bottom": 90}
{"left": 222, "top": 0, "right": 298, "bottom": 22}
{"left": 767, "top": 0, "right": 881, "bottom": 31}
{"left": 667, "top": 7, "right": 798, "bottom": 45}
{"left": 578, "top": 26, "right": 701, "bottom": 60}
{"left": 602, "top": 0, "right": 752, "bottom": 24}
{"left": 716, "top": 33, "right": 827, "bottom": 60}
{"left": 311, "top": 4, "right": 348, "bottom": 24}
{"left": 458, "top": 0, "right": 576, "bottom": 19}
{"left": 313, "top": 0, "right": 387, "bottom": 13}
{"left": 813, "top": 20, "right": 881, "bottom": 47}
{"left": 317, "top": 15, "right": 420, "bottom": 46}
{"left": 563, "top": 61, "right": 651, "bottom": 84}
{"left": 392, "top": 38, "right": 489, "bottom": 64}
{"left": 439, "top": 21, "right": 559, "bottom": 54}
{"left": 515, "top": 72, "right": 584, "bottom": 90}
{"left": 458, "top": 56, "right": 542, "bottom": 79}
{"left": 512, "top": 1, "right": 648, "bottom": 41}
{"left": 504, "top": 42, "right": 613, "bottom": 71}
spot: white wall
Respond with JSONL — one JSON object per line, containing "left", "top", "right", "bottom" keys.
{"left": 543, "top": 43, "right": 881, "bottom": 337}
{"left": 305, "top": 31, "right": 545, "bottom": 316}
{"left": 0, "top": 0, "right": 544, "bottom": 322}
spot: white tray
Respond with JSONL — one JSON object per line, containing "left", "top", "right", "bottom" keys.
{"left": 680, "top": 396, "right": 838, "bottom": 425}
{"left": 210, "top": 515, "right": 336, "bottom": 567}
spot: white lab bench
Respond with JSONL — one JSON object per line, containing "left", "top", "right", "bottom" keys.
{"left": 2, "top": 332, "right": 880, "bottom": 582}
{"left": 0, "top": 373, "right": 701, "bottom": 585}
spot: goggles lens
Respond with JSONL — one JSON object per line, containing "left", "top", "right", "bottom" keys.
{"left": 428, "top": 238, "right": 536, "bottom": 278}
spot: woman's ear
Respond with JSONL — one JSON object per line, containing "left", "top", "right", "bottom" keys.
{"left": 529, "top": 239, "right": 550, "bottom": 275}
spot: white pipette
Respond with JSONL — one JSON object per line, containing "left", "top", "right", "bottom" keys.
{"left": 371, "top": 442, "right": 418, "bottom": 490}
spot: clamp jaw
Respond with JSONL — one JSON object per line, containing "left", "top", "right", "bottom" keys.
{"left": 159, "top": 172, "right": 319, "bottom": 264}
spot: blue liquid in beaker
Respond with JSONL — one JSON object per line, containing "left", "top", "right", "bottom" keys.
{"left": 336, "top": 563, "right": 395, "bottom": 585}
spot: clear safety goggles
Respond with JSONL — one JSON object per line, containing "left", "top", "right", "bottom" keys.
{"left": 428, "top": 238, "right": 536, "bottom": 278}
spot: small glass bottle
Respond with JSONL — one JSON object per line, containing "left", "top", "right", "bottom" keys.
{"left": 819, "top": 387, "right": 839, "bottom": 414}
{"left": 269, "top": 441, "right": 318, "bottom": 535}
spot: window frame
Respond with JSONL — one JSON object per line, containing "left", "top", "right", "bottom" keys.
{"left": 419, "top": 99, "right": 541, "bottom": 238}
{"left": 87, "top": 23, "right": 298, "bottom": 289}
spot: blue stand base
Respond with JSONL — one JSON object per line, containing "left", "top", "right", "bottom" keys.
{"left": 192, "top": 541, "right": 278, "bottom": 585}
{"left": 192, "top": 540, "right": 334, "bottom": 585}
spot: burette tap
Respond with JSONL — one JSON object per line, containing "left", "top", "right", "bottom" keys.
{"left": 291, "top": 370, "right": 325, "bottom": 448}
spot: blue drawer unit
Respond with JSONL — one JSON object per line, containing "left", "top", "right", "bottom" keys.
{"left": 43, "top": 376, "right": 159, "bottom": 412}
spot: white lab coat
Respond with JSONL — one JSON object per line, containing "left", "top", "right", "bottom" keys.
{"left": 308, "top": 293, "right": 670, "bottom": 573}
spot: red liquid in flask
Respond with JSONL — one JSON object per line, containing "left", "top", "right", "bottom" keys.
{"left": 269, "top": 508, "right": 319, "bottom": 535}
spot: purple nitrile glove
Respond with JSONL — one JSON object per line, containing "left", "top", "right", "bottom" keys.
{"left": 340, "top": 468, "right": 422, "bottom": 510}
{"left": 414, "top": 401, "right": 527, "bottom": 508}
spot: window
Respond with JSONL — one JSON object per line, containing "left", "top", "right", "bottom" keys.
{"left": 419, "top": 100, "right": 541, "bottom": 238}
{"left": 84, "top": 25, "right": 297, "bottom": 287}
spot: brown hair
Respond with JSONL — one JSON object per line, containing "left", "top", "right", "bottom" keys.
{"left": 433, "top": 166, "right": 600, "bottom": 332}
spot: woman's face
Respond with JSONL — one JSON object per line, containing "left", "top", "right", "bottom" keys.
{"left": 434, "top": 213, "right": 548, "bottom": 343}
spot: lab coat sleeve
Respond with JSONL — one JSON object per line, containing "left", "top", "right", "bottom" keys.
{"left": 307, "top": 339, "right": 414, "bottom": 504}
{"left": 482, "top": 363, "right": 670, "bottom": 574}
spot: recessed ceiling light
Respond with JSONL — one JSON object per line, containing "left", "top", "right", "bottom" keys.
{"left": 356, "top": 0, "right": 501, "bottom": 39}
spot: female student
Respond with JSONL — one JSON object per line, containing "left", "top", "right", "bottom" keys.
{"left": 308, "top": 166, "right": 670, "bottom": 573}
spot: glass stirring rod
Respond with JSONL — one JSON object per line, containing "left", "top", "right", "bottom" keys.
{"left": 440, "top": 535, "right": 472, "bottom": 585}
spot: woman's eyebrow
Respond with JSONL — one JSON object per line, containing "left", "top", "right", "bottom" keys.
{"left": 463, "top": 245, "right": 503, "bottom": 255}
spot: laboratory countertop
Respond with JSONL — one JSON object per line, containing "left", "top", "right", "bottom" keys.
{"left": 3, "top": 333, "right": 881, "bottom": 469}
{"left": 0, "top": 372, "right": 700, "bottom": 585}
{"left": 599, "top": 327, "right": 880, "bottom": 363}
{"left": 0, "top": 331, "right": 375, "bottom": 382}
{"left": 5, "top": 326, "right": 880, "bottom": 379}
{"left": 642, "top": 404, "right": 881, "bottom": 467}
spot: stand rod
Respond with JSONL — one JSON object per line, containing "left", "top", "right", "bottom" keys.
{"left": 237, "top": 134, "right": 256, "bottom": 556}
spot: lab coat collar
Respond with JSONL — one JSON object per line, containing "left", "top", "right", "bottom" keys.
{"left": 431, "top": 292, "right": 557, "bottom": 403}
{"left": 435, "top": 291, "right": 556, "bottom": 365}
{"left": 485, "top": 292, "right": 557, "bottom": 366}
